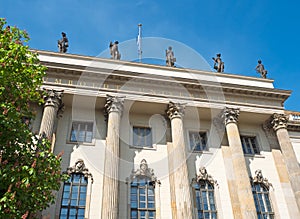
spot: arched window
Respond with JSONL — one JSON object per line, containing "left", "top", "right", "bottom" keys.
{"left": 60, "top": 159, "right": 93, "bottom": 219}
{"left": 128, "top": 159, "right": 160, "bottom": 219}
{"left": 192, "top": 167, "right": 217, "bottom": 219}
{"left": 251, "top": 170, "right": 274, "bottom": 219}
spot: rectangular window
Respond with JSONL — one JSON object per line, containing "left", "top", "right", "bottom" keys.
{"left": 241, "top": 136, "right": 259, "bottom": 155}
{"left": 70, "top": 122, "right": 93, "bottom": 143}
{"left": 133, "top": 127, "right": 152, "bottom": 148}
{"left": 60, "top": 173, "right": 88, "bottom": 219}
{"left": 189, "top": 131, "right": 207, "bottom": 151}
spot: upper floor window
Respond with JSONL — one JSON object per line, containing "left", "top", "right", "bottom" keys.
{"left": 192, "top": 167, "right": 217, "bottom": 219}
{"left": 60, "top": 173, "right": 87, "bottom": 219}
{"left": 189, "top": 131, "right": 207, "bottom": 151}
{"left": 129, "top": 159, "right": 159, "bottom": 219}
{"left": 240, "top": 136, "right": 259, "bottom": 155}
{"left": 133, "top": 127, "right": 152, "bottom": 148}
{"left": 251, "top": 170, "right": 274, "bottom": 219}
{"left": 60, "top": 159, "right": 93, "bottom": 219}
{"left": 70, "top": 121, "right": 93, "bottom": 143}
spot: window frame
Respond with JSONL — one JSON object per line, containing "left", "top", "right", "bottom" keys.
{"left": 240, "top": 135, "right": 260, "bottom": 155}
{"left": 68, "top": 121, "right": 94, "bottom": 144}
{"left": 132, "top": 126, "right": 153, "bottom": 148}
{"left": 188, "top": 130, "right": 208, "bottom": 152}
{"left": 130, "top": 176, "right": 156, "bottom": 219}
{"left": 59, "top": 173, "right": 88, "bottom": 219}
{"left": 192, "top": 180, "right": 218, "bottom": 219}
{"left": 252, "top": 183, "right": 274, "bottom": 218}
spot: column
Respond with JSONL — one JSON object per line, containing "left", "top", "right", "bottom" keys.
{"left": 101, "top": 95, "right": 124, "bottom": 219}
{"left": 39, "top": 89, "right": 64, "bottom": 139}
{"left": 223, "top": 108, "right": 257, "bottom": 219}
{"left": 166, "top": 102, "right": 193, "bottom": 218}
{"left": 271, "top": 113, "right": 300, "bottom": 210}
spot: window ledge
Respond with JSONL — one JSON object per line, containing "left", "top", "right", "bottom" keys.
{"left": 190, "top": 150, "right": 214, "bottom": 154}
{"left": 129, "top": 144, "right": 157, "bottom": 150}
{"left": 244, "top": 154, "right": 265, "bottom": 158}
{"left": 66, "top": 140, "right": 95, "bottom": 146}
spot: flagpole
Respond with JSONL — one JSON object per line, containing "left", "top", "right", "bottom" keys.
{"left": 137, "top": 23, "right": 142, "bottom": 62}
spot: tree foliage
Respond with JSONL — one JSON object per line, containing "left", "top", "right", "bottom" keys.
{"left": 0, "top": 18, "right": 66, "bottom": 218}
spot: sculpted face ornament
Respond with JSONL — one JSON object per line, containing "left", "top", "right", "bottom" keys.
{"left": 252, "top": 169, "right": 272, "bottom": 189}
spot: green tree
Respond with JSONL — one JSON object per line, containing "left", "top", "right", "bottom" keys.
{"left": 0, "top": 18, "right": 66, "bottom": 218}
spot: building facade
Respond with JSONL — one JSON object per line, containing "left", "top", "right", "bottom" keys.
{"left": 32, "top": 50, "right": 300, "bottom": 219}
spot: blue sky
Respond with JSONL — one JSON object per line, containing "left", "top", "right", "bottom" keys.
{"left": 1, "top": 0, "right": 299, "bottom": 111}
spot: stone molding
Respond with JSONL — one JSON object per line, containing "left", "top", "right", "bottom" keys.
{"left": 43, "top": 89, "right": 64, "bottom": 117}
{"left": 128, "top": 159, "right": 160, "bottom": 187}
{"left": 271, "top": 113, "right": 289, "bottom": 131}
{"left": 104, "top": 95, "right": 124, "bottom": 115}
{"left": 222, "top": 107, "right": 240, "bottom": 125}
{"left": 166, "top": 101, "right": 185, "bottom": 120}
{"left": 65, "top": 159, "right": 94, "bottom": 183}
{"left": 192, "top": 167, "right": 218, "bottom": 187}
{"left": 251, "top": 169, "right": 272, "bottom": 190}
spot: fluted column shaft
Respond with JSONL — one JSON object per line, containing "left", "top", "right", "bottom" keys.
{"left": 223, "top": 108, "right": 257, "bottom": 219}
{"left": 101, "top": 96, "right": 124, "bottom": 219}
{"left": 167, "top": 102, "right": 193, "bottom": 219}
{"left": 271, "top": 113, "right": 300, "bottom": 210}
{"left": 39, "top": 89, "right": 63, "bottom": 139}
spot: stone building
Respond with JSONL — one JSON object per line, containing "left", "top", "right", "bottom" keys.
{"left": 33, "top": 50, "right": 300, "bottom": 219}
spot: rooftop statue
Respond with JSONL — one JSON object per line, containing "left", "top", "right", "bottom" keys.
{"left": 212, "top": 53, "right": 224, "bottom": 72}
{"left": 58, "top": 32, "right": 69, "bottom": 53}
{"left": 255, "top": 60, "right": 268, "bottom": 79}
{"left": 166, "top": 46, "right": 176, "bottom": 67}
{"left": 109, "top": 41, "right": 121, "bottom": 60}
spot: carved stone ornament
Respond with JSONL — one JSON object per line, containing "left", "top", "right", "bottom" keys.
{"left": 271, "top": 113, "right": 289, "bottom": 131}
{"left": 43, "top": 89, "right": 64, "bottom": 117}
{"left": 251, "top": 169, "right": 272, "bottom": 189}
{"left": 166, "top": 101, "right": 185, "bottom": 119}
{"left": 129, "top": 159, "right": 160, "bottom": 187}
{"left": 222, "top": 107, "right": 240, "bottom": 125}
{"left": 104, "top": 95, "right": 124, "bottom": 115}
{"left": 192, "top": 167, "right": 218, "bottom": 186}
{"left": 65, "top": 159, "right": 94, "bottom": 183}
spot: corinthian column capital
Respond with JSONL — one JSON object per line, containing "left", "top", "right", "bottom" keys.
{"left": 166, "top": 101, "right": 185, "bottom": 120}
{"left": 223, "top": 107, "right": 240, "bottom": 125}
{"left": 43, "top": 89, "right": 64, "bottom": 108}
{"left": 271, "top": 113, "right": 289, "bottom": 131}
{"left": 104, "top": 95, "right": 124, "bottom": 115}
{"left": 43, "top": 89, "right": 64, "bottom": 118}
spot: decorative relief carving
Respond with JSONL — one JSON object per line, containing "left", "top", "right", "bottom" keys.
{"left": 65, "top": 159, "right": 94, "bottom": 183}
{"left": 166, "top": 101, "right": 185, "bottom": 119}
{"left": 222, "top": 107, "right": 240, "bottom": 125}
{"left": 262, "top": 119, "right": 280, "bottom": 150}
{"left": 251, "top": 169, "right": 272, "bottom": 189}
{"left": 43, "top": 89, "right": 64, "bottom": 117}
{"left": 104, "top": 95, "right": 124, "bottom": 115}
{"left": 271, "top": 113, "right": 289, "bottom": 131}
{"left": 128, "top": 159, "right": 160, "bottom": 187}
{"left": 192, "top": 167, "right": 218, "bottom": 186}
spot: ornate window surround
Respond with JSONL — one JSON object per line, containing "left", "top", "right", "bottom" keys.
{"left": 191, "top": 167, "right": 218, "bottom": 219}
{"left": 59, "top": 159, "right": 94, "bottom": 219}
{"left": 250, "top": 169, "right": 274, "bottom": 218}
{"left": 126, "top": 159, "right": 161, "bottom": 219}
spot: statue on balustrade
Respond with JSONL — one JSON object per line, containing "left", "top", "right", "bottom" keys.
{"left": 109, "top": 41, "right": 121, "bottom": 60}
{"left": 58, "top": 32, "right": 69, "bottom": 53}
{"left": 255, "top": 60, "right": 268, "bottom": 79}
{"left": 212, "top": 53, "right": 224, "bottom": 72}
{"left": 166, "top": 46, "right": 176, "bottom": 67}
